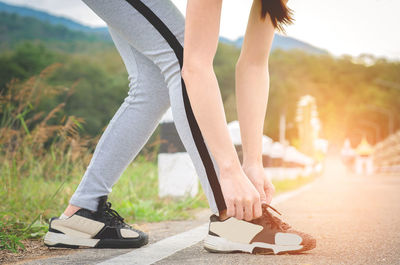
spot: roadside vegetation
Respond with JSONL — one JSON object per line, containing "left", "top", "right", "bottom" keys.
{"left": 0, "top": 66, "right": 210, "bottom": 253}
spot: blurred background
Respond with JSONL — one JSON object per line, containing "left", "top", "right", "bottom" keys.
{"left": 0, "top": 0, "right": 399, "bottom": 256}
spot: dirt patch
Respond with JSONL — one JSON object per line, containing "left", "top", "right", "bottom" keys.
{"left": 0, "top": 239, "right": 77, "bottom": 265}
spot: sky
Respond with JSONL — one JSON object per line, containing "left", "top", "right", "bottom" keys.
{"left": 3, "top": 0, "right": 400, "bottom": 60}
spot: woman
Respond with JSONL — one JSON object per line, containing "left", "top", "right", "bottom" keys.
{"left": 43, "top": 0, "right": 316, "bottom": 254}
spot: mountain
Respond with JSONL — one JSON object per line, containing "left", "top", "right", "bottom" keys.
{"left": 0, "top": 12, "right": 110, "bottom": 47}
{"left": 0, "top": 1, "right": 110, "bottom": 38}
{"left": 0, "top": 1, "right": 327, "bottom": 54}
{"left": 220, "top": 35, "right": 328, "bottom": 55}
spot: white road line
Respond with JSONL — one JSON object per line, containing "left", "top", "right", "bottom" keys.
{"left": 97, "top": 182, "right": 314, "bottom": 265}
{"left": 272, "top": 182, "right": 313, "bottom": 206}
{"left": 97, "top": 223, "right": 209, "bottom": 265}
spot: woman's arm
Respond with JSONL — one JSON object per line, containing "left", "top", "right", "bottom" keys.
{"left": 182, "top": 0, "right": 261, "bottom": 221}
{"left": 235, "top": 0, "right": 278, "bottom": 204}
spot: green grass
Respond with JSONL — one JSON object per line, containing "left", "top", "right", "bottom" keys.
{"left": 0, "top": 155, "right": 210, "bottom": 252}
{"left": 0, "top": 65, "right": 211, "bottom": 253}
{"left": 108, "top": 155, "right": 209, "bottom": 222}
{"left": 272, "top": 174, "right": 316, "bottom": 195}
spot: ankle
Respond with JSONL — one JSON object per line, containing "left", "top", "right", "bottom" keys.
{"left": 63, "top": 204, "right": 81, "bottom": 217}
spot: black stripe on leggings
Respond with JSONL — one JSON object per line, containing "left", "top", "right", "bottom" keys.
{"left": 124, "top": 0, "right": 227, "bottom": 212}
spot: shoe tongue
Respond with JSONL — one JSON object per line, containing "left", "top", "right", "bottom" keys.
{"left": 97, "top": 195, "right": 109, "bottom": 212}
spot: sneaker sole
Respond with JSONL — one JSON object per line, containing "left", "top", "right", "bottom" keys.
{"left": 203, "top": 234, "right": 305, "bottom": 255}
{"left": 44, "top": 231, "right": 148, "bottom": 249}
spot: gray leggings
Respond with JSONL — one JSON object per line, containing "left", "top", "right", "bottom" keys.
{"left": 70, "top": 0, "right": 227, "bottom": 214}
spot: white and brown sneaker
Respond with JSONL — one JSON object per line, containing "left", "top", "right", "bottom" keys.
{"left": 43, "top": 196, "right": 148, "bottom": 249}
{"left": 203, "top": 203, "right": 316, "bottom": 255}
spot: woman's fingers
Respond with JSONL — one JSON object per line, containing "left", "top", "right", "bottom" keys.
{"left": 234, "top": 200, "right": 244, "bottom": 220}
{"left": 219, "top": 168, "right": 264, "bottom": 221}
{"left": 225, "top": 198, "right": 235, "bottom": 218}
{"left": 253, "top": 196, "right": 262, "bottom": 219}
{"left": 264, "top": 182, "right": 275, "bottom": 204}
{"left": 243, "top": 197, "right": 253, "bottom": 221}
{"left": 257, "top": 184, "right": 268, "bottom": 204}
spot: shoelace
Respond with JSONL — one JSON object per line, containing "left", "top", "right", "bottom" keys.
{"left": 261, "top": 203, "right": 291, "bottom": 231}
{"left": 100, "top": 202, "right": 126, "bottom": 226}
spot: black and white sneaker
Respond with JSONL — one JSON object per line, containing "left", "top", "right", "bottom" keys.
{"left": 203, "top": 203, "right": 316, "bottom": 255}
{"left": 44, "top": 196, "right": 148, "bottom": 249}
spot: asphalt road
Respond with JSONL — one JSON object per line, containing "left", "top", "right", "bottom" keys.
{"left": 22, "top": 157, "right": 400, "bottom": 265}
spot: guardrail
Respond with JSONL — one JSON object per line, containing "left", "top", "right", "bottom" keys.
{"left": 229, "top": 121, "right": 319, "bottom": 181}
{"left": 234, "top": 141, "right": 318, "bottom": 181}
{"left": 373, "top": 130, "right": 400, "bottom": 173}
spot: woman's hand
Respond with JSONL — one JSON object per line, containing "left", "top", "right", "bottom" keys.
{"left": 219, "top": 166, "right": 262, "bottom": 221}
{"left": 242, "top": 164, "right": 275, "bottom": 205}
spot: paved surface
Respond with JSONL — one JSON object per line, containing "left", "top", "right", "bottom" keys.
{"left": 22, "top": 157, "right": 400, "bottom": 265}
{"left": 155, "top": 158, "right": 400, "bottom": 265}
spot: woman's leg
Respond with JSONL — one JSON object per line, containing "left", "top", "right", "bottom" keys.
{"left": 77, "top": 0, "right": 224, "bottom": 214}
{"left": 68, "top": 25, "right": 171, "bottom": 211}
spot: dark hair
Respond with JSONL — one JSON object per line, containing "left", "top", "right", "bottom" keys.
{"left": 260, "top": 0, "right": 294, "bottom": 32}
